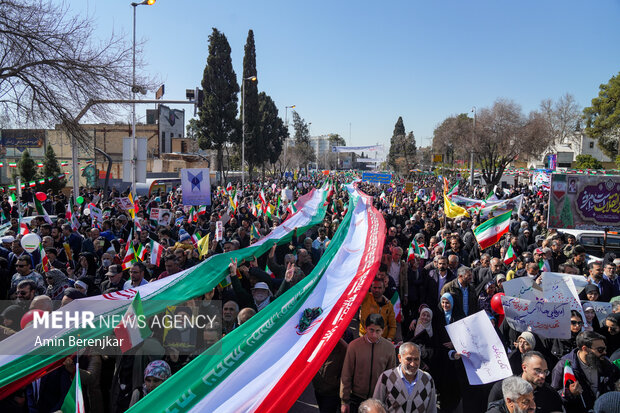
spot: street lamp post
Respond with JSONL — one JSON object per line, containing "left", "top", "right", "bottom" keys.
{"left": 241, "top": 75, "right": 257, "bottom": 187}
{"left": 470, "top": 106, "right": 476, "bottom": 187}
{"left": 130, "top": 0, "right": 155, "bottom": 196}
{"left": 283, "top": 105, "right": 295, "bottom": 171}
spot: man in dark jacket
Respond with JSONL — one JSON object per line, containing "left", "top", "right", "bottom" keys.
{"left": 486, "top": 376, "right": 536, "bottom": 413}
{"left": 488, "top": 351, "right": 563, "bottom": 413}
{"left": 440, "top": 266, "right": 477, "bottom": 321}
{"left": 551, "top": 331, "right": 620, "bottom": 413}
{"left": 423, "top": 255, "right": 454, "bottom": 311}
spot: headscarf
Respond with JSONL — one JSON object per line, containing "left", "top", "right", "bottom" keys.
{"left": 584, "top": 284, "right": 600, "bottom": 296}
{"left": 518, "top": 332, "right": 536, "bottom": 349}
{"left": 414, "top": 307, "right": 433, "bottom": 338}
{"left": 440, "top": 292, "right": 454, "bottom": 324}
{"left": 143, "top": 360, "right": 171, "bottom": 394}
{"left": 45, "top": 269, "right": 71, "bottom": 301}
{"left": 1, "top": 305, "right": 24, "bottom": 330}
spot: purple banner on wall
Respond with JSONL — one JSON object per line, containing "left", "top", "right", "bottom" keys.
{"left": 548, "top": 174, "right": 620, "bottom": 230}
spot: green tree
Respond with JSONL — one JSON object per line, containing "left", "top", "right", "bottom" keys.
{"left": 40, "top": 144, "right": 65, "bottom": 192}
{"left": 197, "top": 28, "right": 240, "bottom": 182}
{"left": 291, "top": 111, "right": 314, "bottom": 169}
{"left": 292, "top": 111, "right": 310, "bottom": 145}
{"left": 583, "top": 72, "right": 620, "bottom": 160}
{"left": 186, "top": 118, "right": 199, "bottom": 141}
{"left": 241, "top": 30, "right": 260, "bottom": 180}
{"left": 574, "top": 154, "right": 603, "bottom": 169}
{"left": 257, "top": 92, "right": 287, "bottom": 178}
{"left": 18, "top": 149, "right": 37, "bottom": 183}
{"left": 388, "top": 116, "right": 405, "bottom": 171}
{"left": 326, "top": 134, "right": 346, "bottom": 169}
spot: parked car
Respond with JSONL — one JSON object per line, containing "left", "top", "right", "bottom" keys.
{"left": 559, "top": 229, "right": 620, "bottom": 258}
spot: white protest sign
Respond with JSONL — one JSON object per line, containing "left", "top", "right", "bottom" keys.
{"left": 115, "top": 197, "right": 133, "bottom": 211}
{"left": 215, "top": 221, "right": 223, "bottom": 241}
{"left": 582, "top": 301, "right": 612, "bottom": 324}
{"left": 501, "top": 296, "right": 571, "bottom": 339}
{"left": 281, "top": 188, "right": 294, "bottom": 201}
{"left": 542, "top": 272, "right": 588, "bottom": 294}
{"left": 157, "top": 209, "right": 171, "bottom": 226}
{"left": 88, "top": 204, "right": 103, "bottom": 222}
{"left": 542, "top": 272, "right": 584, "bottom": 320}
{"left": 502, "top": 277, "right": 544, "bottom": 302}
{"left": 445, "top": 310, "right": 512, "bottom": 385}
{"left": 150, "top": 208, "right": 161, "bottom": 222}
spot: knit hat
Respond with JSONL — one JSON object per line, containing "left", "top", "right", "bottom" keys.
{"left": 178, "top": 229, "right": 190, "bottom": 242}
{"left": 593, "top": 391, "right": 620, "bottom": 413}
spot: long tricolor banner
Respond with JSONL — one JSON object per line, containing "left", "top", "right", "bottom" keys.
{"left": 0, "top": 185, "right": 331, "bottom": 394}
{"left": 127, "top": 186, "right": 385, "bottom": 413}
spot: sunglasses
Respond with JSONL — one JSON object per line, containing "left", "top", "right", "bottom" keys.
{"left": 571, "top": 320, "right": 584, "bottom": 325}
{"left": 16, "top": 264, "right": 28, "bottom": 268}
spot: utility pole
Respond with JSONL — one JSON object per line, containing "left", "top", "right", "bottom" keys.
{"left": 470, "top": 107, "right": 476, "bottom": 187}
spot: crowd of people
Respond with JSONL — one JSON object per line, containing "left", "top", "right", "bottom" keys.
{"left": 0, "top": 174, "right": 619, "bottom": 413}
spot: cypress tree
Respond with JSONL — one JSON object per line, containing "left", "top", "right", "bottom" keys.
{"left": 242, "top": 30, "right": 260, "bottom": 180}
{"left": 41, "top": 144, "right": 65, "bottom": 192}
{"left": 18, "top": 149, "right": 37, "bottom": 183}
{"left": 388, "top": 116, "right": 405, "bottom": 172}
{"left": 197, "top": 28, "right": 240, "bottom": 182}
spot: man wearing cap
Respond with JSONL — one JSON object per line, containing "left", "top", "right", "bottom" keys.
{"left": 100, "top": 264, "right": 126, "bottom": 292}
{"left": 534, "top": 248, "right": 551, "bottom": 273}
{"left": 251, "top": 282, "right": 273, "bottom": 312}
{"left": 0, "top": 235, "right": 13, "bottom": 261}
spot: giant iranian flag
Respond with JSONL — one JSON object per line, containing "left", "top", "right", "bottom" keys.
{"left": 0, "top": 184, "right": 331, "bottom": 396}
{"left": 127, "top": 185, "right": 385, "bottom": 413}
{"left": 474, "top": 210, "right": 512, "bottom": 250}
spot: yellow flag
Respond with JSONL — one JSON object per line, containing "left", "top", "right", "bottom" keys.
{"left": 443, "top": 193, "right": 469, "bottom": 218}
{"left": 127, "top": 193, "right": 135, "bottom": 219}
{"left": 198, "top": 233, "right": 210, "bottom": 257}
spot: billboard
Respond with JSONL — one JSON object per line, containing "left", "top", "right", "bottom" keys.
{"left": 1, "top": 129, "right": 45, "bottom": 157}
{"left": 159, "top": 104, "right": 185, "bottom": 153}
{"left": 548, "top": 174, "right": 620, "bottom": 230}
{"left": 181, "top": 168, "right": 211, "bottom": 206}
{"left": 361, "top": 172, "right": 391, "bottom": 184}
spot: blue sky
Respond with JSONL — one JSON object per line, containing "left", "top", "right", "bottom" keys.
{"left": 69, "top": 0, "right": 620, "bottom": 149}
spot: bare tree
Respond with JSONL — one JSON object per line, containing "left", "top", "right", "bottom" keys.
{"left": 540, "top": 93, "right": 581, "bottom": 146}
{"left": 0, "top": 0, "right": 146, "bottom": 145}
{"left": 475, "top": 99, "right": 551, "bottom": 188}
{"left": 432, "top": 113, "right": 472, "bottom": 163}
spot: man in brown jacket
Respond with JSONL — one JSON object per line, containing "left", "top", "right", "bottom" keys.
{"left": 341, "top": 313, "right": 397, "bottom": 413}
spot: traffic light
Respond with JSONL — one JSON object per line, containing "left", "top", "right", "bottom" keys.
{"left": 186, "top": 87, "right": 204, "bottom": 116}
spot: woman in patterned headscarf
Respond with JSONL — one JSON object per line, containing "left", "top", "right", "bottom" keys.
{"left": 129, "top": 360, "right": 171, "bottom": 406}
{"left": 44, "top": 268, "right": 72, "bottom": 301}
